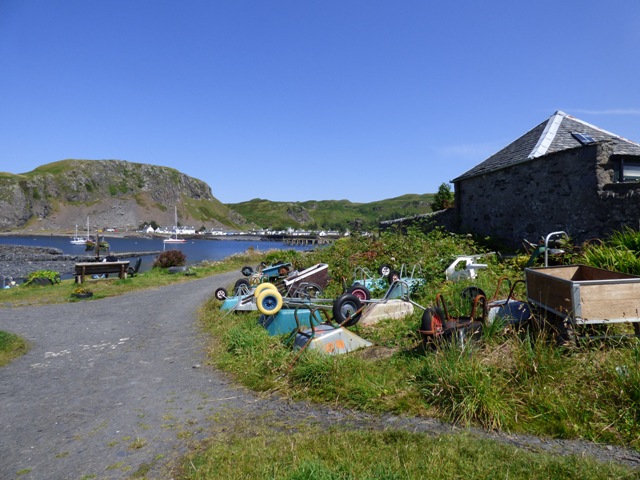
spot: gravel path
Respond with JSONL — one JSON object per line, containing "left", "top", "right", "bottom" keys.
{"left": 1, "top": 273, "right": 639, "bottom": 479}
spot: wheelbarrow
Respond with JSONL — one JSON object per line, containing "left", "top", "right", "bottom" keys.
{"left": 461, "top": 278, "right": 531, "bottom": 327}
{"left": 418, "top": 290, "right": 488, "bottom": 348}
{"left": 285, "top": 303, "right": 373, "bottom": 356}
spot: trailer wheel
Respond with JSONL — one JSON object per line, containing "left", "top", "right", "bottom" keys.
{"left": 347, "top": 283, "right": 371, "bottom": 301}
{"left": 378, "top": 264, "right": 392, "bottom": 277}
{"left": 333, "top": 293, "right": 363, "bottom": 327}
{"left": 214, "top": 287, "right": 227, "bottom": 300}
{"left": 257, "top": 289, "right": 283, "bottom": 315}
{"left": 253, "top": 282, "right": 278, "bottom": 299}
{"left": 420, "top": 307, "right": 445, "bottom": 340}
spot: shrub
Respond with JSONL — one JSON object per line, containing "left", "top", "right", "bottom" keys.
{"left": 24, "top": 270, "right": 61, "bottom": 286}
{"left": 152, "top": 249, "right": 186, "bottom": 268}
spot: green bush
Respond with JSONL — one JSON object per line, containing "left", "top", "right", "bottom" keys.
{"left": 152, "top": 249, "right": 186, "bottom": 268}
{"left": 24, "top": 269, "right": 61, "bottom": 286}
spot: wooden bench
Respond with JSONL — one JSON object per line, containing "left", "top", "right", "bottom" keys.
{"left": 75, "top": 261, "right": 130, "bottom": 284}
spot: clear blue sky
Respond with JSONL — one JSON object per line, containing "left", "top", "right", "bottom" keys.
{"left": 1, "top": 1, "right": 639, "bottom": 204}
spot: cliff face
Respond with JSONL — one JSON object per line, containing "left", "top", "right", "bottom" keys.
{"left": 0, "top": 159, "right": 246, "bottom": 232}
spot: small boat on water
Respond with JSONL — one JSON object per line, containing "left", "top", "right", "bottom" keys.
{"left": 70, "top": 218, "right": 92, "bottom": 245}
{"left": 164, "top": 206, "right": 187, "bottom": 244}
{"left": 70, "top": 224, "right": 87, "bottom": 245}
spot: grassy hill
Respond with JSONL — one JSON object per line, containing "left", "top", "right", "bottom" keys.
{"left": 228, "top": 193, "right": 435, "bottom": 231}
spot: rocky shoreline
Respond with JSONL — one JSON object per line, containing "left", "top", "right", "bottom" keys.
{"left": 0, "top": 244, "right": 97, "bottom": 282}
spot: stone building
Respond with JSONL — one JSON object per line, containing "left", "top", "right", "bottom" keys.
{"left": 451, "top": 111, "right": 640, "bottom": 248}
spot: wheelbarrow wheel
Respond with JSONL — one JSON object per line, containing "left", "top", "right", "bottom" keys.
{"left": 241, "top": 266, "right": 254, "bottom": 277}
{"left": 253, "top": 282, "right": 278, "bottom": 299}
{"left": 234, "top": 278, "right": 250, "bottom": 294}
{"left": 387, "top": 270, "right": 400, "bottom": 285}
{"left": 257, "top": 289, "right": 283, "bottom": 315}
{"left": 333, "top": 293, "right": 363, "bottom": 327}
{"left": 420, "top": 307, "right": 445, "bottom": 342}
{"left": 461, "top": 286, "right": 486, "bottom": 302}
{"left": 347, "top": 283, "right": 371, "bottom": 301}
{"left": 378, "top": 264, "right": 392, "bottom": 277}
{"left": 214, "top": 287, "right": 228, "bottom": 301}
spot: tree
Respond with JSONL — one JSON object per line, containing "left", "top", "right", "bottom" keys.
{"left": 431, "top": 183, "right": 454, "bottom": 211}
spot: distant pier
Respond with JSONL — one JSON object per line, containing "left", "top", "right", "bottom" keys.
{"left": 279, "top": 235, "right": 337, "bottom": 246}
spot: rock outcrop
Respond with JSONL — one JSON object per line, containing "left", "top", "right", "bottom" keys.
{"left": 0, "top": 160, "right": 247, "bottom": 232}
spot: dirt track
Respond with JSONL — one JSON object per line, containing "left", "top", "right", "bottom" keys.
{"left": 1, "top": 273, "right": 639, "bottom": 479}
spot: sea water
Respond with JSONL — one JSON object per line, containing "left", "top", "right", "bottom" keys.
{"left": 0, "top": 235, "right": 312, "bottom": 273}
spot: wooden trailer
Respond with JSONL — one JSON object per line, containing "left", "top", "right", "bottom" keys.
{"left": 525, "top": 264, "right": 640, "bottom": 337}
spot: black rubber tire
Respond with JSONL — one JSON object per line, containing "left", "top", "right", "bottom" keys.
{"left": 461, "top": 286, "right": 486, "bottom": 302}
{"left": 387, "top": 270, "right": 401, "bottom": 285}
{"left": 234, "top": 278, "right": 250, "bottom": 294}
{"left": 378, "top": 264, "right": 392, "bottom": 277}
{"left": 420, "top": 307, "right": 445, "bottom": 339}
{"left": 347, "top": 283, "right": 371, "bottom": 301}
{"left": 291, "top": 282, "right": 323, "bottom": 299}
{"left": 332, "top": 293, "right": 363, "bottom": 327}
{"left": 241, "top": 266, "right": 254, "bottom": 277}
{"left": 214, "top": 287, "right": 228, "bottom": 300}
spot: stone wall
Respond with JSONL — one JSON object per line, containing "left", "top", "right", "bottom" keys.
{"left": 453, "top": 142, "right": 640, "bottom": 248}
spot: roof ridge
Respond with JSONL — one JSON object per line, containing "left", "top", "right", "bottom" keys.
{"left": 528, "top": 111, "right": 566, "bottom": 159}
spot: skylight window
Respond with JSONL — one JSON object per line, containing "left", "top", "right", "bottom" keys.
{"left": 572, "top": 132, "right": 596, "bottom": 145}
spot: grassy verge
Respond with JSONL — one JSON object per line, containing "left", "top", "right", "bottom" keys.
{"left": 0, "top": 330, "right": 29, "bottom": 366}
{"left": 177, "top": 415, "right": 637, "bottom": 479}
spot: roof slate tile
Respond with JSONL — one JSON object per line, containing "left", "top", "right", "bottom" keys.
{"left": 452, "top": 111, "right": 640, "bottom": 182}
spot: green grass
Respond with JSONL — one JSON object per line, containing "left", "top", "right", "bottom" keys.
{"left": 178, "top": 416, "right": 637, "bottom": 479}
{"left": 0, "top": 330, "right": 29, "bottom": 366}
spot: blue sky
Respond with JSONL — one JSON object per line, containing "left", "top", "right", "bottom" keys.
{"left": 1, "top": 1, "right": 639, "bottom": 204}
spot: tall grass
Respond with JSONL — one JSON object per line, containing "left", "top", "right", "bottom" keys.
{"left": 582, "top": 227, "right": 640, "bottom": 274}
{"left": 179, "top": 418, "right": 637, "bottom": 480}
{"left": 418, "top": 344, "right": 515, "bottom": 430}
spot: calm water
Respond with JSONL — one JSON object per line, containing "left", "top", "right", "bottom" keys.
{"left": 0, "top": 235, "right": 311, "bottom": 273}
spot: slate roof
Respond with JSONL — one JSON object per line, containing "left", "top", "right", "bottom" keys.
{"left": 452, "top": 111, "right": 640, "bottom": 183}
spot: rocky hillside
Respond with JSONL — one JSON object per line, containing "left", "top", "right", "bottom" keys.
{"left": 0, "top": 159, "right": 247, "bottom": 232}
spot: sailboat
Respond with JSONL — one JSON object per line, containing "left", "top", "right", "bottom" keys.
{"left": 70, "top": 224, "right": 86, "bottom": 245}
{"left": 70, "top": 218, "right": 90, "bottom": 245}
{"left": 164, "top": 206, "right": 187, "bottom": 244}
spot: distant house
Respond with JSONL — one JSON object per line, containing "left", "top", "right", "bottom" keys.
{"left": 451, "top": 111, "right": 640, "bottom": 248}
